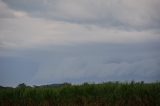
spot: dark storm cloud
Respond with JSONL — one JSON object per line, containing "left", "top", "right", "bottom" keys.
{"left": 0, "top": 56, "right": 38, "bottom": 86}
{"left": 1, "top": 43, "right": 159, "bottom": 86}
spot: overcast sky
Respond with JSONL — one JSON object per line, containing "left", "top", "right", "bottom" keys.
{"left": 0, "top": 0, "right": 160, "bottom": 87}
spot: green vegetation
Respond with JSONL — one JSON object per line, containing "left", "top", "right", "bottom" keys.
{"left": 0, "top": 81, "right": 160, "bottom": 106}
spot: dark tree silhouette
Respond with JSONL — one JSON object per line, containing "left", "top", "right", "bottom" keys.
{"left": 17, "top": 83, "right": 27, "bottom": 88}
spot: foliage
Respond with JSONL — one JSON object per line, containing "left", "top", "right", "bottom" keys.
{"left": 0, "top": 82, "right": 160, "bottom": 106}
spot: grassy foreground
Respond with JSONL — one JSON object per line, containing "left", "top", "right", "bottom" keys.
{"left": 0, "top": 82, "right": 160, "bottom": 106}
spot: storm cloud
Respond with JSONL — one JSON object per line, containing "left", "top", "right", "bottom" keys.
{"left": 0, "top": 0, "right": 160, "bottom": 86}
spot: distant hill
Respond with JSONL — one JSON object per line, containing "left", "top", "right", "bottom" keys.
{"left": 34, "top": 83, "right": 71, "bottom": 88}
{"left": 0, "top": 85, "right": 13, "bottom": 89}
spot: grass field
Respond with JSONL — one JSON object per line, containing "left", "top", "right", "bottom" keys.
{"left": 0, "top": 81, "right": 160, "bottom": 106}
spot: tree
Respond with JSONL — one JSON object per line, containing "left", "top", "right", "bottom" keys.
{"left": 17, "top": 83, "right": 27, "bottom": 88}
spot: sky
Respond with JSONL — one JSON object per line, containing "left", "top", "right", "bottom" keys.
{"left": 0, "top": 0, "right": 160, "bottom": 87}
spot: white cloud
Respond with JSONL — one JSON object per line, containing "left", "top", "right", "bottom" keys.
{"left": 0, "top": 17, "right": 159, "bottom": 49}
{"left": 0, "top": 0, "right": 160, "bottom": 50}
{"left": 0, "top": 0, "right": 14, "bottom": 18}
{"left": 0, "top": 0, "right": 160, "bottom": 49}
{"left": 2, "top": 0, "right": 160, "bottom": 30}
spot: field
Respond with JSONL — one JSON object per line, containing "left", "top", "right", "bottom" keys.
{"left": 0, "top": 82, "right": 160, "bottom": 106}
